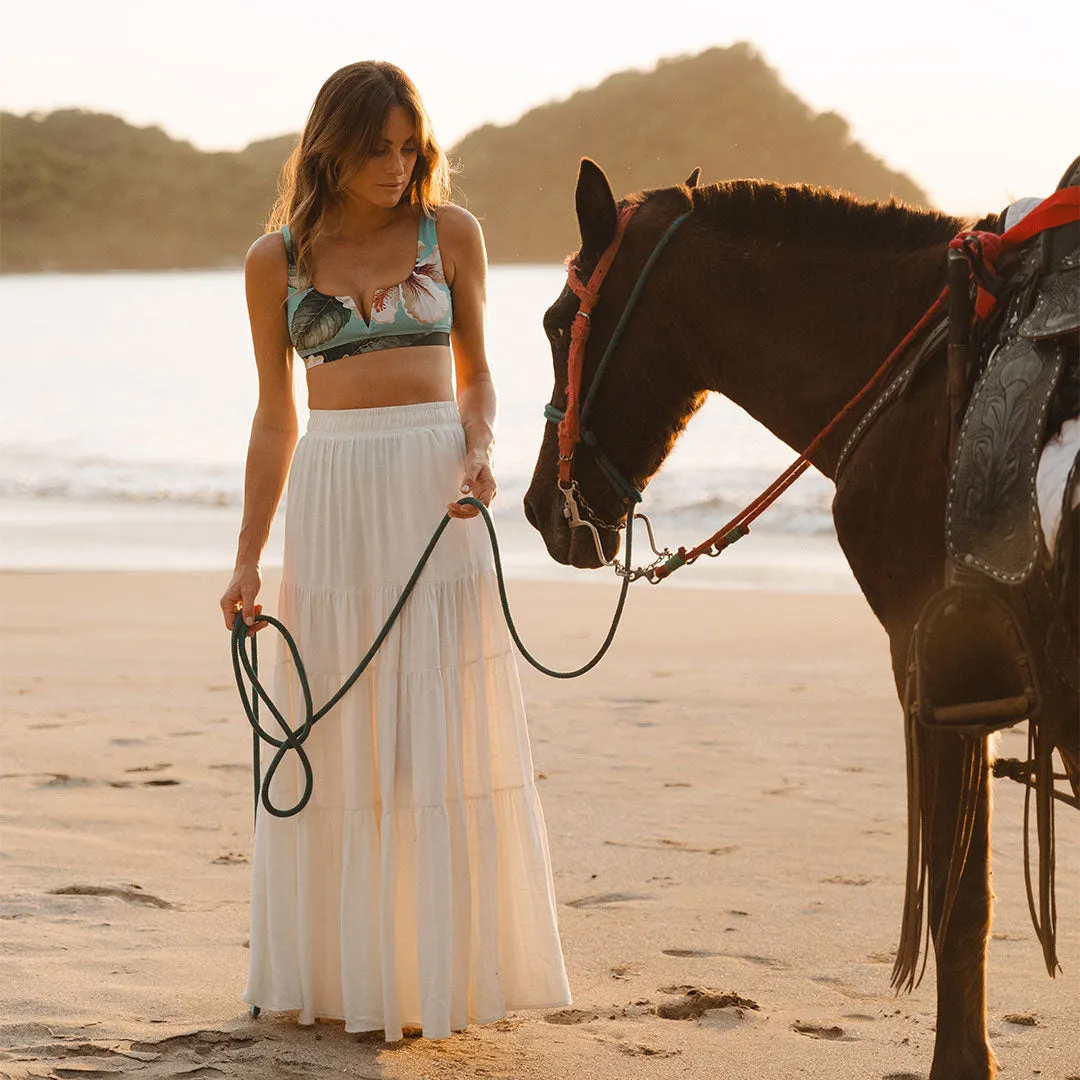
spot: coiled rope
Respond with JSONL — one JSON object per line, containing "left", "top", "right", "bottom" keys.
{"left": 232, "top": 496, "right": 633, "bottom": 819}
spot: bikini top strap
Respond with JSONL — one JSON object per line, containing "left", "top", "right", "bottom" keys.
{"left": 419, "top": 211, "right": 437, "bottom": 254}
{"left": 280, "top": 225, "right": 299, "bottom": 292}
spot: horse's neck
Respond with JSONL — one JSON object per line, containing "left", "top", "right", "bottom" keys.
{"left": 689, "top": 227, "right": 952, "bottom": 479}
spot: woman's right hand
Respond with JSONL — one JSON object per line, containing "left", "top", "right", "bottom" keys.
{"left": 220, "top": 563, "right": 265, "bottom": 633}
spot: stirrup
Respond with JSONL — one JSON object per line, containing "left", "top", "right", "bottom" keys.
{"left": 911, "top": 584, "right": 1041, "bottom": 736}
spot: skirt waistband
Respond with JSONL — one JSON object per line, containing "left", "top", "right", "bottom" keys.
{"left": 305, "top": 400, "right": 461, "bottom": 436}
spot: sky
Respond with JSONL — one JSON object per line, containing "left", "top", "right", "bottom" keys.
{"left": 2, "top": 0, "right": 1077, "bottom": 216}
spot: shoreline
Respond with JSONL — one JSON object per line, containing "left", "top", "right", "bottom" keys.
{"left": 0, "top": 498, "right": 857, "bottom": 593}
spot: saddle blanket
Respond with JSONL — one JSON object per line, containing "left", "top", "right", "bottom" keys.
{"left": 1037, "top": 415, "right": 1080, "bottom": 557}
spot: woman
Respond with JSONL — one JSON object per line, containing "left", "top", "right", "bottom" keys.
{"left": 219, "top": 61, "right": 570, "bottom": 1041}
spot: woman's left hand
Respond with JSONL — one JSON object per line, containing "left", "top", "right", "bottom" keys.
{"left": 449, "top": 448, "right": 496, "bottom": 518}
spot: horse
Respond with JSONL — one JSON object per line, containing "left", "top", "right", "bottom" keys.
{"left": 522, "top": 158, "right": 1079, "bottom": 1080}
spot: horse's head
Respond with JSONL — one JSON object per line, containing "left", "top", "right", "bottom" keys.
{"left": 523, "top": 159, "right": 706, "bottom": 567}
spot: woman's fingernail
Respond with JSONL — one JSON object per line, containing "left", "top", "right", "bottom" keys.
{"left": 245, "top": 616, "right": 253, "bottom": 626}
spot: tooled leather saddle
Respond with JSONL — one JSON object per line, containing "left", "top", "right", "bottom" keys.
{"left": 913, "top": 155, "right": 1079, "bottom": 738}
{"left": 946, "top": 156, "right": 1080, "bottom": 585}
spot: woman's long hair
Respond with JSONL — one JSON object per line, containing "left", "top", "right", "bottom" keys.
{"left": 267, "top": 62, "right": 450, "bottom": 284}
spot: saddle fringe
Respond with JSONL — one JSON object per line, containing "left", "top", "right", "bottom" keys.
{"left": 1022, "top": 724, "right": 1060, "bottom": 976}
{"left": 892, "top": 664, "right": 1061, "bottom": 993}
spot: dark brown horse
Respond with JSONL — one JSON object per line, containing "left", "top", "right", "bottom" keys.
{"left": 523, "top": 160, "right": 1079, "bottom": 1080}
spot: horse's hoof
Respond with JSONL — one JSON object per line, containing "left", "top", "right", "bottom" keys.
{"left": 249, "top": 1005, "right": 261, "bottom": 1019}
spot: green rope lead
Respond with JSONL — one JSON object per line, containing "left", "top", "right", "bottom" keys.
{"left": 232, "top": 497, "right": 634, "bottom": 819}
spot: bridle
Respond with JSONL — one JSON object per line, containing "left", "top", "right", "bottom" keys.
{"left": 544, "top": 202, "right": 693, "bottom": 567}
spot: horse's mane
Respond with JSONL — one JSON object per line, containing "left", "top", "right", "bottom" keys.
{"left": 679, "top": 180, "right": 962, "bottom": 252}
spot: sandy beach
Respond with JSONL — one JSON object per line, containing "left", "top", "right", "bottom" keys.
{"left": 1, "top": 569, "right": 1077, "bottom": 1079}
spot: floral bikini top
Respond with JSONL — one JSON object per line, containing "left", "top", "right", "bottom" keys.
{"left": 282, "top": 213, "right": 453, "bottom": 369}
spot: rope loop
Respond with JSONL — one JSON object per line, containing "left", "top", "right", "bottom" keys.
{"left": 233, "top": 497, "right": 633, "bottom": 818}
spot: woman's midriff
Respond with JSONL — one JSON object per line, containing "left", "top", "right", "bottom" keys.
{"left": 305, "top": 344, "right": 455, "bottom": 410}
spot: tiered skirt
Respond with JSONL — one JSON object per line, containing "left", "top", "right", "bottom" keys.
{"left": 243, "top": 401, "right": 570, "bottom": 1040}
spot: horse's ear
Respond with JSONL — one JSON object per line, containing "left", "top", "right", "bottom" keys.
{"left": 575, "top": 158, "right": 617, "bottom": 255}
{"left": 684, "top": 167, "right": 701, "bottom": 189}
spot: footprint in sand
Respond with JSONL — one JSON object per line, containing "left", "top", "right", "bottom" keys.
{"left": 212, "top": 853, "right": 249, "bottom": 865}
{"left": 618, "top": 1043, "right": 681, "bottom": 1057}
{"left": 1001, "top": 1012, "right": 1038, "bottom": 1026}
{"left": 48, "top": 885, "right": 174, "bottom": 909}
{"left": 765, "top": 777, "right": 806, "bottom": 796}
{"left": 792, "top": 1021, "right": 852, "bottom": 1041}
{"left": 543, "top": 1008, "right": 600, "bottom": 1025}
{"left": 109, "top": 778, "right": 180, "bottom": 789}
{"left": 655, "top": 988, "right": 760, "bottom": 1020}
{"left": 22, "top": 772, "right": 95, "bottom": 789}
{"left": 565, "top": 892, "right": 652, "bottom": 908}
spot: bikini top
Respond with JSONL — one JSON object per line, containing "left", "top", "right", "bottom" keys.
{"left": 282, "top": 213, "right": 453, "bottom": 369}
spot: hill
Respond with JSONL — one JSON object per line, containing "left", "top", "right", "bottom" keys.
{"left": 0, "top": 109, "right": 296, "bottom": 272}
{"left": 452, "top": 44, "right": 929, "bottom": 261}
{"left": 0, "top": 45, "right": 929, "bottom": 273}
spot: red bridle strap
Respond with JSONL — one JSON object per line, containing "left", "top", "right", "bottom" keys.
{"left": 558, "top": 204, "right": 639, "bottom": 485}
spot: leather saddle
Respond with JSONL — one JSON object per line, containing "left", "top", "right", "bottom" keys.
{"left": 947, "top": 155, "right": 1080, "bottom": 584}
{"left": 915, "top": 155, "right": 1079, "bottom": 736}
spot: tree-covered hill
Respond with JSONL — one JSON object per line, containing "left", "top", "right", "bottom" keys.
{"left": 1, "top": 109, "right": 296, "bottom": 272}
{"left": 452, "top": 44, "right": 929, "bottom": 261}
{"left": 1, "top": 45, "right": 929, "bottom": 273}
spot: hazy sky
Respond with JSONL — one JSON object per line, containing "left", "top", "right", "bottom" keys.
{"left": 2, "top": 0, "right": 1076, "bottom": 215}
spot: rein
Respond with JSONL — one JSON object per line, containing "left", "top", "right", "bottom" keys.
{"left": 551, "top": 186, "right": 1080, "bottom": 584}
{"left": 233, "top": 496, "right": 634, "bottom": 819}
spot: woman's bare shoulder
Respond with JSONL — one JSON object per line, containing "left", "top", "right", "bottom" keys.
{"left": 435, "top": 203, "right": 483, "bottom": 243}
{"left": 246, "top": 230, "right": 288, "bottom": 272}
{"left": 435, "top": 205, "right": 485, "bottom": 285}
{"left": 245, "top": 232, "right": 290, "bottom": 304}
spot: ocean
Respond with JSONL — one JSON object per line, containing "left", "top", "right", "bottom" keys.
{"left": 0, "top": 266, "right": 855, "bottom": 592}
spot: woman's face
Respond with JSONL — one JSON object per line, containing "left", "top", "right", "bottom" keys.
{"left": 344, "top": 104, "right": 418, "bottom": 209}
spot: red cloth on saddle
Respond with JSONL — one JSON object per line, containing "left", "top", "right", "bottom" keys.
{"left": 950, "top": 186, "right": 1080, "bottom": 319}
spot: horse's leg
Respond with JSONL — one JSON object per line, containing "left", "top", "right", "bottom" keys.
{"left": 885, "top": 625, "right": 996, "bottom": 1080}
{"left": 923, "top": 728, "right": 997, "bottom": 1080}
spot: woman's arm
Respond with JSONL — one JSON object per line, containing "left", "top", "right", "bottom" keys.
{"left": 219, "top": 232, "right": 299, "bottom": 629}
{"left": 440, "top": 204, "right": 496, "bottom": 520}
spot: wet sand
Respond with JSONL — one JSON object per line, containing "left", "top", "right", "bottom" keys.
{"left": 1, "top": 570, "right": 1077, "bottom": 1079}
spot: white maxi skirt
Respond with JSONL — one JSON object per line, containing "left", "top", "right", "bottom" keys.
{"left": 243, "top": 401, "right": 571, "bottom": 1039}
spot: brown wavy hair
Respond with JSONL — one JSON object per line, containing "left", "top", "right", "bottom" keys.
{"left": 267, "top": 61, "right": 450, "bottom": 284}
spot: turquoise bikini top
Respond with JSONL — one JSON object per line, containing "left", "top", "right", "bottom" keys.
{"left": 282, "top": 213, "right": 453, "bottom": 369}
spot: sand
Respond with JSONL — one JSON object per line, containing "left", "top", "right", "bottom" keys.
{"left": 1, "top": 570, "right": 1077, "bottom": 1079}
